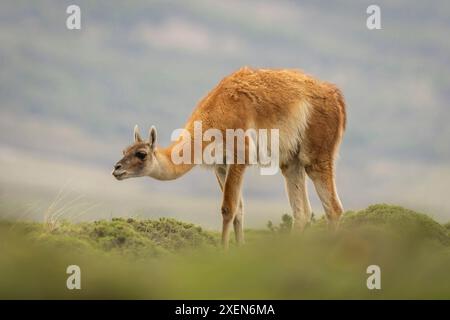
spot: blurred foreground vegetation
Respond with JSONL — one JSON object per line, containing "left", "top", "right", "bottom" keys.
{"left": 1, "top": 204, "right": 449, "bottom": 299}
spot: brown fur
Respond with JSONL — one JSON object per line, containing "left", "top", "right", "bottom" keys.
{"left": 113, "top": 67, "right": 346, "bottom": 249}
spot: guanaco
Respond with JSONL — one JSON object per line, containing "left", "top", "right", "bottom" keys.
{"left": 112, "top": 67, "right": 346, "bottom": 249}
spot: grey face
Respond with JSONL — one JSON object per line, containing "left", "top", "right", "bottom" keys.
{"left": 112, "top": 143, "right": 151, "bottom": 180}
{"left": 112, "top": 125, "right": 157, "bottom": 180}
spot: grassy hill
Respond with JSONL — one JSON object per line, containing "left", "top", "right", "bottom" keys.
{"left": 1, "top": 204, "right": 449, "bottom": 299}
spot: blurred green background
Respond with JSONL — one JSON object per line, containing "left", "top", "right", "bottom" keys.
{"left": 1, "top": 1, "right": 449, "bottom": 227}
{"left": 1, "top": 204, "right": 449, "bottom": 299}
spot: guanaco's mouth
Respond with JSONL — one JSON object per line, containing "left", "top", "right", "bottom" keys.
{"left": 112, "top": 170, "right": 127, "bottom": 180}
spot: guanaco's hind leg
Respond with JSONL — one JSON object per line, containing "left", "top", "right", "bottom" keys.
{"left": 306, "top": 162, "right": 343, "bottom": 230}
{"left": 218, "top": 164, "right": 246, "bottom": 249}
{"left": 214, "top": 165, "right": 245, "bottom": 245}
{"left": 281, "top": 158, "right": 312, "bottom": 231}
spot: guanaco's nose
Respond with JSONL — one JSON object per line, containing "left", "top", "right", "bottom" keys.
{"left": 114, "top": 163, "right": 122, "bottom": 170}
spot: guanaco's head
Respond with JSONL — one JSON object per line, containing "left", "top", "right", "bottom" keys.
{"left": 112, "top": 125, "right": 157, "bottom": 180}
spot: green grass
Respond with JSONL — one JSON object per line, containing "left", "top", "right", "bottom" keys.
{"left": 32, "top": 217, "right": 218, "bottom": 257}
{"left": 1, "top": 204, "right": 449, "bottom": 299}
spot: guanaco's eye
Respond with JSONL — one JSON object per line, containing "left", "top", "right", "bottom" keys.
{"left": 135, "top": 151, "right": 147, "bottom": 160}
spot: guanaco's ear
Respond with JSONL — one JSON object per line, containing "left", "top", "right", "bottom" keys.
{"left": 149, "top": 125, "right": 157, "bottom": 149}
{"left": 134, "top": 124, "right": 143, "bottom": 142}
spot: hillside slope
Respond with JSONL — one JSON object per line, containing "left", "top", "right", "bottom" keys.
{"left": 1, "top": 204, "right": 449, "bottom": 299}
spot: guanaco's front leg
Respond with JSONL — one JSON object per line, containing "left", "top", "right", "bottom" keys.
{"left": 221, "top": 164, "right": 246, "bottom": 249}
{"left": 215, "top": 165, "right": 245, "bottom": 246}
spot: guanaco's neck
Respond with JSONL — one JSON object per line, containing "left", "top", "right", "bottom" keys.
{"left": 150, "top": 144, "right": 194, "bottom": 181}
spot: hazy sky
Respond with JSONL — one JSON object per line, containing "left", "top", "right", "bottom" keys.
{"left": 1, "top": 0, "right": 449, "bottom": 227}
